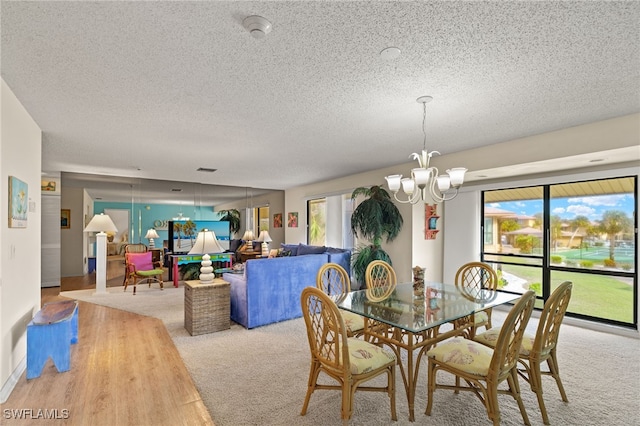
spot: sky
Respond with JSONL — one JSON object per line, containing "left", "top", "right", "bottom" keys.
{"left": 489, "top": 193, "right": 635, "bottom": 223}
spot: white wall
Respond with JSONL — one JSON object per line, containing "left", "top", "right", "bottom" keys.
{"left": 0, "top": 79, "right": 42, "bottom": 401}
{"left": 60, "top": 187, "right": 85, "bottom": 277}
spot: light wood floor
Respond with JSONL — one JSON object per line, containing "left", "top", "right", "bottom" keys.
{"left": 0, "top": 260, "right": 215, "bottom": 425}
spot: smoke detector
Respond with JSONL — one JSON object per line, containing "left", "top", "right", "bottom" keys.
{"left": 243, "top": 15, "right": 272, "bottom": 39}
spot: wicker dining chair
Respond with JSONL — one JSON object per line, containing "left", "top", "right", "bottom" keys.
{"left": 475, "top": 281, "right": 573, "bottom": 425}
{"left": 453, "top": 261, "right": 499, "bottom": 338}
{"left": 300, "top": 287, "right": 397, "bottom": 423}
{"left": 365, "top": 260, "right": 397, "bottom": 302}
{"left": 316, "top": 263, "right": 365, "bottom": 338}
{"left": 425, "top": 290, "right": 535, "bottom": 426}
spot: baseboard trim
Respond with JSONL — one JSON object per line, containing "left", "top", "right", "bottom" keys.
{"left": 0, "top": 356, "right": 26, "bottom": 403}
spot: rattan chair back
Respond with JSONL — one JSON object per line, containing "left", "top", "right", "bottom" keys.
{"left": 124, "top": 243, "right": 148, "bottom": 253}
{"left": 316, "top": 263, "right": 351, "bottom": 298}
{"left": 365, "top": 260, "right": 397, "bottom": 301}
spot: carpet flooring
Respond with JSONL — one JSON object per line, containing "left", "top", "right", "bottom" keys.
{"left": 61, "top": 285, "right": 640, "bottom": 426}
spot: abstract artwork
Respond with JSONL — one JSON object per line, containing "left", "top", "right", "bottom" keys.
{"left": 287, "top": 212, "right": 298, "bottom": 228}
{"left": 273, "top": 213, "right": 283, "bottom": 228}
{"left": 9, "top": 176, "right": 28, "bottom": 228}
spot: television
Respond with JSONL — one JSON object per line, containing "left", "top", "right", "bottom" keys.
{"left": 168, "top": 220, "right": 231, "bottom": 253}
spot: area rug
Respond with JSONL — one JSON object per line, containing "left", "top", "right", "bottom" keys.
{"left": 61, "top": 286, "right": 640, "bottom": 425}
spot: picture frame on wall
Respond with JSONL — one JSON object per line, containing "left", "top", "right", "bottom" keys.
{"left": 287, "top": 212, "right": 298, "bottom": 228}
{"left": 61, "top": 209, "right": 71, "bottom": 229}
{"left": 273, "top": 213, "right": 283, "bottom": 228}
{"left": 8, "top": 176, "right": 28, "bottom": 228}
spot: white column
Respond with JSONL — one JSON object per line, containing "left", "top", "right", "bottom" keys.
{"left": 94, "top": 232, "right": 108, "bottom": 295}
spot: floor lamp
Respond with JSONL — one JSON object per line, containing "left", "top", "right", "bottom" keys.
{"left": 84, "top": 213, "right": 118, "bottom": 295}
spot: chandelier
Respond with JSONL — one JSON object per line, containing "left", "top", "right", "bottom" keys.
{"left": 385, "top": 96, "right": 467, "bottom": 204}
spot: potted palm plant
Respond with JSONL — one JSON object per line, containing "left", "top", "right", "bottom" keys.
{"left": 350, "top": 185, "right": 403, "bottom": 288}
{"left": 218, "top": 209, "right": 241, "bottom": 238}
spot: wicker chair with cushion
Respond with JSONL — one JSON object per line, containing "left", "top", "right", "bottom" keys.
{"left": 365, "top": 260, "right": 397, "bottom": 302}
{"left": 453, "top": 262, "right": 499, "bottom": 338}
{"left": 300, "top": 287, "right": 397, "bottom": 423}
{"left": 121, "top": 243, "right": 149, "bottom": 285}
{"left": 124, "top": 251, "right": 164, "bottom": 295}
{"left": 316, "top": 263, "right": 365, "bottom": 338}
{"left": 474, "top": 281, "right": 573, "bottom": 425}
{"left": 425, "top": 290, "right": 536, "bottom": 426}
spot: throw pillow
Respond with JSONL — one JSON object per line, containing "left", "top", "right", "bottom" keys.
{"left": 297, "top": 244, "right": 326, "bottom": 256}
{"left": 280, "top": 243, "right": 299, "bottom": 256}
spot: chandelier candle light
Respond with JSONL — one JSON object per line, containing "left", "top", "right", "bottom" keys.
{"left": 385, "top": 96, "right": 467, "bottom": 204}
{"left": 188, "top": 229, "right": 225, "bottom": 283}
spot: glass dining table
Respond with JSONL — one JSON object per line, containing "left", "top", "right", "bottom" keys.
{"left": 332, "top": 282, "right": 520, "bottom": 421}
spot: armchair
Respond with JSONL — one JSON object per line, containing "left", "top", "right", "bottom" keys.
{"left": 124, "top": 251, "right": 164, "bottom": 295}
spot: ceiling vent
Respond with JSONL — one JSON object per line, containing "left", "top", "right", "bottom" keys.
{"left": 243, "top": 15, "right": 272, "bottom": 39}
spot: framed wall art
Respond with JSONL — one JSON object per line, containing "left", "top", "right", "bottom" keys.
{"left": 273, "top": 213, "right": 283, "bottom": 228}
{"left": 287, "top": 212, "right": 298, "bottom": 228}
{"left": 8, "top": 176, "right": 28, "bottom": 228}
{"left": 61, "top": 209, "right": 71, "bottom": 229}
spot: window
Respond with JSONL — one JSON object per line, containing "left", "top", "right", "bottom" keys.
{"left": 482, "top": 176, "right": 637, "bottom": 328}
{"left": 306, "top": 194, "right": 355, "bottom": 249}
{"left": 308, "top": 198, "right": 326, "bottom": 246}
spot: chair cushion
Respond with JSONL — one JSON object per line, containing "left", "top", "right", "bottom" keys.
{"left": 341, "top": 311, "right": 365, "bottom": 333}
{"left": 128, "top": 252, "right": 153, "bottom": 270}
{"left": 137, "top": 269, "right": 164, "bottom": 277}
{"left": 346, "top": 338, "right": 396, "bottom": 375}
{"left": 427, "top": 337, "right": 494, "bottom": 376}
{"left": 474, "top": 327, "right": 535, "bottom": 356}
{"left": 474, "top": 310, "right": 489, "bottom": 325}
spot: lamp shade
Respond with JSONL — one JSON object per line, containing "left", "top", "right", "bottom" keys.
{"left": 242, "top": 230, "right": 255, "bottom": 241}
{"left": 83, "top": 213, "right": 118, "bottom": 233}
{"left": 256, "top": 230, "right": 272, "bottom": 243}
{"left": 188, "top": 229, "right": 224, "bottom": 254}
{"left": 144, "top": 228, "right": 160, "bottom": 239}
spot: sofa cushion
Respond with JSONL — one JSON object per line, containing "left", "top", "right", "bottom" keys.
{"left": 297, "top": 244, "right": 326, "bottom": 255}
{"left": 281, "top": 243, "right": 299, "bottom": 256}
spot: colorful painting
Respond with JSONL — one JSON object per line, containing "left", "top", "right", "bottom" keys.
{"left": 273, "top": 213, "right": 283, "bottom": 228}
{"left": 61, "top": 209, "right": 71, "bottom": 229}
{"left": 9, "top": 176, "right": 28, "bottom": 228}
{"left": 287, "top": 212, "right": 298, "bottom": 228}
{"left": 41, "top": 180, "right": 57, "bottom": 192}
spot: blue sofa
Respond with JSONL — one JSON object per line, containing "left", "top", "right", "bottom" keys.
{"left": 223, "top": 247, "right": 351, "bottom": 329}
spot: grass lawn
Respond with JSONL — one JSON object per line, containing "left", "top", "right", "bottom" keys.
{"left": 502, "top": 265, "right": 634, "bottom": 324}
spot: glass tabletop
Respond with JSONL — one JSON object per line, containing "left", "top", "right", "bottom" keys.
{"left": 333, "top": 282, "right": 520, "bottom": 333}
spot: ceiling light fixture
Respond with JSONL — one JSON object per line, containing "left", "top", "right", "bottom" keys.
{"left": 380, "top": 47, "right": 401, "bottom": 60}
{"left": 243, "top": 15, "right": 272, "bottom": 39}
{"left": 385, "top": 96, "right": 467, "bottom": 204}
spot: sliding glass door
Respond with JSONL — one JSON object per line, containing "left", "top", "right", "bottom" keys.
{"left": 482, "top": 176, "right": 637, "bottom": 328}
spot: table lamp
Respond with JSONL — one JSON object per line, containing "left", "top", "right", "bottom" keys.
{"left": 144, "top": 228, "right": 160, "bottom": 248}
{"left": 241, "top": 229, "right": 255, "bottom": 251}
{"left": 84, "top": 213, "right": 118, "bottom": 295}
{"left": 256, "top": 230, "right": 272, "bottom": 257}
{"left": 188, "top": 229, "right": 225, "bottom": 283}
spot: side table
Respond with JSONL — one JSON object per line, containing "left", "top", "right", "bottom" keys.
{"left": 184, "top": 279, "right": 230, "bottom": 336}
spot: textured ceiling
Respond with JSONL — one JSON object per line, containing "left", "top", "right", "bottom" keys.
{"left": 1, "top": 1, "right": 639, "bottom": 205}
